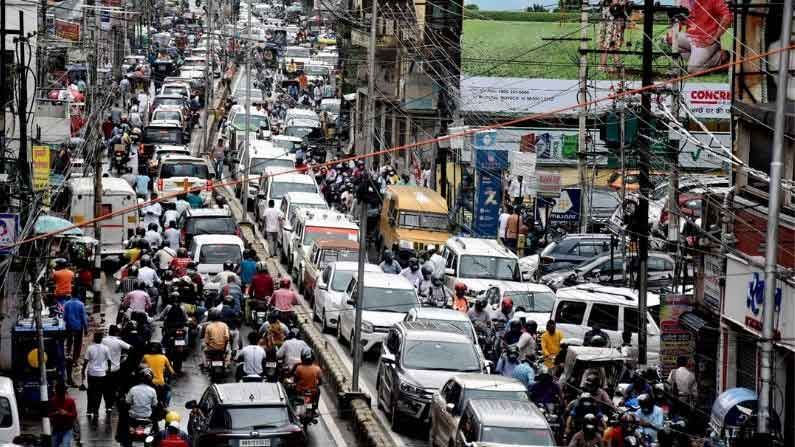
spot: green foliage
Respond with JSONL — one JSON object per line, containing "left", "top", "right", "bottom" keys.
{"left": 463, "top": 10, "right": 580, "bottom": 22}
{"left": 464, "top": 3, "right": 479, "bottom": 10}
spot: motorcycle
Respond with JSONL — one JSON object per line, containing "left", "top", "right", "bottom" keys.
{"left": 206, "top": 350, "right": 227, "bottom": 383}
{"left": 473, "top": 321, "right": 499, "bottom": 364}
{"left": 263, "top": 348, "right": 280, "bottom": 383}
{"left": 249, "top": 297, "right": 270, "bottom": 328}
{"left": 128, "top": 418, "right": 155, "bottom": 447}
{"left": 114, "top": 145, "right": 130, "bottom": 174}
{"left": 165, "top": 326, "right": 189, "bottom": 373}
{"left": 537, "top": 401, "right": 564, "bottom": 445}
{"left": 284, "top": 378, "right": 319, "bottom": 429}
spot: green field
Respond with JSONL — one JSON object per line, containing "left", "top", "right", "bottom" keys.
{"left": 462, "top": 20, "right": 730, "bottom": 82}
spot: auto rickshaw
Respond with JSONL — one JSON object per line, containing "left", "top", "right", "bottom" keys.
{"left": 12, "top": 316, "right": 66, "bottom": 414}
{"left": 152, "top": 59, "right": 178, "bottom": 88}
{"left": 707, "top": 388, "right": 782, "bottom": 447}
{"left": 558, "top": 346, "right": 629, "bottom": 402}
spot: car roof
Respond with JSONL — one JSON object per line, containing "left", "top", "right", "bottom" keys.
{"left": 284, "top": 191, "right": 326, "bottom": 205}
{"left": 558, "top": 233, "right": 613, "bottom": 241}
{"left": 397, "top": 320, "right": 473, "bottom": 343}
{"left": 466, "top": 399, "right": 547, "bottom": 429}
{"left": 331, "top": 261, "right": 380, "bottom": 272}
{"left": 445, "top": 237, "right": 517, "bottom": 258}
{"left": 298, "top": 210, "right": 357, "bottom": 229}
{"left": 147, "top": 121, "right": 181, "bottom": 128}
{"left": 184, "top": 208, "right": 232, "bottom": 218}
{"left": 264, "top": 168, "right": 313, "bottom": 182}
{"left": 192, "top": 234, "right": 245, "bottom": 246}
{"left": 452, "top": 373, "right": 528, "bottom": 391}
{"left": 154, "top": 94, "right": 186, "bottom": 100}
{"left": 313, "top": 239, "right": 359, "bottom": 250}
{"left": 213, "top": 382, "right": 287, "bottom": 405}
{"left": 160, "top": 155, "right": 206, "bottom": 163}
{"left": 411, "top": 307, "right": 471, "bottom": 322}
{"left": 556, "top": 283, "right": 661, "bottom": 307}
{"left": 355, "top": 271, "right": 414, "bottom": 289}
{"left": 153, "top": 105, "right": 184, "bottom": 113}
{"left": 495, "top": 282, "right": 555, "bottom": 293}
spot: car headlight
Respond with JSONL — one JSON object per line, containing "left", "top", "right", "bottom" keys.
{"left": 361, "top": 321, "right": 374, "bottom": 333}
{"left": 399, "top": 381, "right": 425, "bottom": 397}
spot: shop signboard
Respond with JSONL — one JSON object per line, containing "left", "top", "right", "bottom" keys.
{"left": 702, "top": 254, "right": 723, "bottom": 315}
{"left": 536, "top": 171, "right": 561, "bottom": 196}
{"left": 54, "top": 19, "right": 80, "bottom": 42}
{"left": 473, "top": 173, "right": 502, "bottom": 238}
{"left": 660, "top": 293, "right": 694, "bottom": 376}
{"left": 548, "top": 188, "right": 581, "bottom": 226}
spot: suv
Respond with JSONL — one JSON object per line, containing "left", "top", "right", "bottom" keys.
{"left": 441, "top": 237, "right": 527, "bottom": 297}
{"left": 288, "top": 209, "right": 358, "bottom": 276}
{"left": 185, "top": 382, "right": 305, "bottom": 447}
{"left": 278, "top": 191, "right": 328, "bottom": 263}
{"left": 376, "top": 320, "right": 486, "bottom": 432}
{"left": 530, "top": 234, "right": 614, "bottom": 276}
{"left": 540, "top": 252, "right": 675, "bottom": 291}
{"left": 454, "top": 399, "right": 555, "bottom": 447}
{"left": 430, "top": 374, "right": 529, "bottom": 447}
{"left": 155, "top": 155, "right": 213, "bottom": 201}
{"left": 177, "top": 208, "right": 240, "bottom": 248}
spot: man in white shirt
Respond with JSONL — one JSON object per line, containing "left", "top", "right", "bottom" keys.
{"left": 262, "top": 199, "right": 283, "bottom": 258}
{"left": 155, "top": 243, "right": 176, "bottom": 271}
{"left": 427, "top": 245, "right": 446, "bottom": 276}
{"left": 163, "top": 221, "right": 181, "bottom": 251}
{"left": 498, "top": 206, "right": 511, "bottom": 241}
{"left": 138, "top": 261, "right": 160, "bottom": 288}
{"left": 82, "top": 332, "right": 112, "bottom": 418}
{"left": 508, "top": 175, "right": 530, "bottom": 206}
{"left": 142, "top": 195, "right": 162, "bottom": 231}
{"left": 235, "top": 332, "right": 267, "bottom": 380}
{"left": 667, "top": 356, "right": 697, "bottom": 405}
{"left": 144, "top": 224, "right": 163, "bottom": 249}
{"left": 277, "top": 334, "right": 311, "bottom": 370}
{"left": 102, "top": 325, "right": 131, "bottom": 410}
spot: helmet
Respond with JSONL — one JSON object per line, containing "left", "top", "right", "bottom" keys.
{"left": 475, "top": 298, "right": 487, "bottom": 310}
{"left": 165, "top": 411, "right": 181, "bottom": 425}
{"left": 583, "top": 413, "right": 598, "bottom": 433}
{"left": 454, "top": 283, "right": 467, "bottom": 296}
{"left": 148, "top": 341, "right": 162, "bottom": 353}
{"left": 208, "top": 309, "right": 220, "bottom": 321}
{"left": 140, "top": 254, "right": 152, "bottom": 267}
{"left": 177, "top": 248, "right": 188, "bottom": 258}
{"left": 421, "top": 264, "right": 434, "bottom": 278}
{"left": 256, "top": 261, "right": 268, "bottom": 273}
{"left": 279, "top": 277, "right": 291, "bottom": 288}
{"left": 127, "top": 265, "right": 139, "bottom": 277}
{"left": 223, "top": 261, "right": 234, "bottom": 271}
{"left": 431, "top": 273, "right": 443, "bottom": 286}
{"left": 300, "top": 349, "right": 314, "bottom": 364}
{"left": 54, "top": 258, "right": 68, "bottom": 268}
{"left": 139, "top": 367, "right": 154, "bottom": 383}
{"left": 501, "top": 297, "right": 513, "bottom": 311}
{"left": 589, "top": 334, "right": 607, "bottom": 347}
{"left": 506, "top": 345, "right": 520, "bottom": 360}
{"left": 637, "top": 393, "right": 653, "bottom": 411}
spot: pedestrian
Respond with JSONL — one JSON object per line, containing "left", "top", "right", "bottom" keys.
{"left": 81, "top": 332, "right": 111, "bottom": 421}
{"left": 516, "top": 319, "right": 537, "bottom": 360}
{"left": 135, "top": 170, "right": 150, "bottom": 199}
{"left": 498, "top": 205, "right": 511, "bottom": 244}
{"left": 52, "top": 258, "right": 75, "bottom": 304}
{"left": 144, "top": 223, "right": 163, "bottom": 249}
{"left": 508, "top": 175, "right": 530, "bottom": 207}
{"left": 174, "top": 194, "right": 190, "bottom": 218}
{"left": 667, "top": 356, "right": 697, "bottom": 406}
{"left": 541, "top": 320, "right": 563, "bottom": 368}
{"left": 101, "top": 325, "right": 130, "bottom": 413}
{"left": 503, "top": 207, "right": 520, "bottom": 252}
{"left": 238, "top": 250, "right": 257, "bottom": 289}
{"left": 63, "top": 295, "right": 88, "bottom": 385}
{"left": 186, "top": 189, "right": 204, "bottom": 209}
{"left": 142, "top": 193, "right": 162, "bottom": 232}
{"left": 49, "top": 381, "right": 77, "bottom": 447}
{"left": 211, "top": 138, "right": 225, "bottom": 176}
{"left": 163, "top": 221, "right": 180, "bottom": 251}
{"left": 262, "top": 200, "right": 283, "bottom": 257}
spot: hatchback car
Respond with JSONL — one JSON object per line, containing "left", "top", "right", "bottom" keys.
{"left": 454, "top": 399, "right": 555, "bottom": 446}
{"left": 177, "top": 208, "right": 240, "bottom": 248}
{"left": 312, "top": 262, "right": 381, "bottom": 333}
{"left": 186, "top": 382, "right": 305, "bottom": 447}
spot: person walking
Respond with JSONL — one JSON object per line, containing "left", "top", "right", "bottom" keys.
{"left": 211, "top": 138, "right": 225, "bottom": 177}
{"left": 262, "top": 200, "right": 283, "bottom": 258}
{"left": 81, "top": 332, "right": 112, "bottom": 421}
{"left": 504, "top": 207, "right": 520, "bottom": 252}
{"left": 667, "top": 356, "right": 697, "bottom": 406}
{"left": 541, "top": 320, "right": 564, "bottom": 368}
{"left": 49, "top": 381, "right": 78, "bottom": 447}
{"left": 63, "top": 296, "right": 88, "bottom": 385}
{"left": 102, "top": 325, "right": 131, "bottom": 411}
{"left": 52, "top": 258, "right": 75, "bottom": 303}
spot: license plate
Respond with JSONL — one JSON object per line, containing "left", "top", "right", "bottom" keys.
{"left": 174, "top": 340, "right": 186, "bottom": 346}
{"left": 240, "top": 440, "right": 271, "bottom": 447}
{"left": 211, "top": 361, "right": 223, "bottom": 367}
{"left": 265, "top": 362, "right": 277, "bottom": 368}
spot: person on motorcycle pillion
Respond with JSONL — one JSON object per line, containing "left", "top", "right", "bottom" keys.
{"left": 567, "top": 413, "right": 603, "bottom": 447}
{"left": 503, "top": 319, "right": 523, "bottom": 345}
{"left": 235, "top": 331, "right": 267, "bottom": 381}
{"left": 293, "top": 349, "right": 322, "bottom": 401}
{"left": 452, "top": 283, "right": 469, "bottom": 313}
{"left": 424, "top": 273, "right": 452, "bottom": 308}
{"left": 152, "top": 411, "right": 192, "bottom": 447}
{"left": 142, "top": 342, "right": 175, "bottom": 407}
{"left": 467, "top": 298, "right": 491, "bottom": 324}
{"left": 270, "top": 277, "right": 299, "bottom": 321}
{"left": 259, "top": 312, "right": 288, "bottom": 350}
{"left": 277, "top": 330, "right": 311, "bottom": 370}
{"left": 202, "top": 309, "right": 230, "bottom": 368}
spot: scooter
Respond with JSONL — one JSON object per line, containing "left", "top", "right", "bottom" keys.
{"left": 165, "top": 326, "right": 189, "bottom": 373}
{"left": 249, "top": 298, "right": 270, "bottom": 328}
{"left": 128, "top": 418, "right": 155, "bottom": 447}
{"left": 284, "top": 378, "right": 319, "bottom": 429}
{"left": 206, "top": 350, "right": 227, "bottom": 383}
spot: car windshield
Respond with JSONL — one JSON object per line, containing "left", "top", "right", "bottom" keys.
{"left": 284, "top": 126, "right": 319, "bottom": 139}
{"left": 153, "top": 111, "right": 182, "bottom": 122}
{"left": 188, "top": 218, "right": 237, "bottom": 235}
{"left": 331, "top": 270, "right": 355, "bottom": 292}
{"left": 361, "top": 287, "right": 417, "bottom": 313}
{"left": 303, "top": 227, "right": 358, "bottom": 246}
{"left": 574, "top": 255, "right": 610, "bottom": 273}
{"left": 459, "top": 255, "right": 519, "bottom": 281}
{"left": 160, "top": 163, "right": 208, "bottom": 179}
{"left": 480, "top": 427, "right": 554, "bottom": 445}
{"left": 503, "top": 290, "right": 555, "bottom": 312}
{"left": 210, "top": 406, "right": 290, "bottom": 430}
{"left": 143, "top": 127, "right": 183, "bottom": 145}
{"left": 398, "top": 212, "right": 448, "bottom": 231}
{"left": 402, "top": 340, "right": 480, "bottom": 371}
{"left": 420, "top": 319, "right": 474, "bottom": 341}
{"left": 162, "top": 86, "right": 186, "bottom": 96}
{"left": 155, "top": 98, "right": 184, "bottom": 108}
{"left": 320, "top": 249, "right": 358, "bottom": 265}
{"left": 274, "top": 139, "right": 302, "bottom": 153}
{"left": 320, "top": 102, "right": 340, "bottom": 113}
{"left": 286, "top": 47, "right": 311, "bottom": 58}
{"left": 270, "top": 181, "right": 317, "bottom": 199}
{"left": 287, "top": 202, "right": 327, "bottom": 221}
{"left": 199, "top": 244, "right": 242, "bottom": 264}
{"left": 232, "top": 113, "right": 269, "bottom": 130}
{"left": 250, "top": 158, "right": 294, "bottom": 174}
{"left": 540, "top": 242, "right": 558, "bottom": 257}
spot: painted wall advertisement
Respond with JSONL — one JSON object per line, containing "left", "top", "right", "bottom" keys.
{"left": 32, "top": 146, "right": 50, "bottom": 195}
{"left": 660, "top": 294, "right": 695, "bottom": 376}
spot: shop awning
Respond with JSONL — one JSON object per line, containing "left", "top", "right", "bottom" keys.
{"left": 679, "top": 311, "right": 719, "bottom": 334}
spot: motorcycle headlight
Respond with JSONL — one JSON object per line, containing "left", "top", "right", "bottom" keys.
{"left": 361, "top": 321, "right": 374, "bottom": 333}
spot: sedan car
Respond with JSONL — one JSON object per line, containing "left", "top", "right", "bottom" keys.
{"left": 540, "top": 251, "right": 675, "bottom": 291}
{"left": 312, "top": 261, "right": 381, "bottom": 333}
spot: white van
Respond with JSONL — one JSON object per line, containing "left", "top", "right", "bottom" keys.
{"left": 278, "top": 191, "right": 329, "bottom": 261}
{"left": 66, "top": 177, "right": 139, "bottom": 255}
{"left": 255, "top": 167, "right": 319, "bottom": 223}
{"left": 235, "top": 139, "right": 296, "bottom": 208}
{"left": 288, "top": 209, "right": 359, "bottom": 275}
{"left": 189, "top": 234, "right": 245, "bottom": 278}
{"left": 441, "top": 237, "right": 528, "bottom": 296}
{"left": 0, "top": 377, "right": 19, "bottom": 442}
{"left": 551, "top": 283, "right": 661, "bottom": 356}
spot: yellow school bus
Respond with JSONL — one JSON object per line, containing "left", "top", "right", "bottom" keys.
{"left": 379, "top": 186, "right": 451, "bottom": 263}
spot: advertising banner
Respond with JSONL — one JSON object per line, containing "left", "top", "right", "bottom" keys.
{"left": 32, "top": 146, "right": 51, "bottom": 206}
{"left": 473, "top": 173, "right": 502, "bottom": 238}
{"left": 0, "top": 213, "right": 19, "bottom": 254}
{"left": 548, "top": 188, "right": 581, "bottom": 226}
{"left": 536, "top": 171, "right": 561, "bottom": 196}
{"left": 54, "top": 19, "right": 80, "bottom": 42}
{"left": 660, "top": 294, "right": 694, "bottom": 377}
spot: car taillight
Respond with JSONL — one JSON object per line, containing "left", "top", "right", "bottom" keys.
{"left": 156, "top": 178, "right": 164, "bottom": 191}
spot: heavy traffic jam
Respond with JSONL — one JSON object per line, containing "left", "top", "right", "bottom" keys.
{"left": 1, "top": 0, "right": 773, "bottom": 446}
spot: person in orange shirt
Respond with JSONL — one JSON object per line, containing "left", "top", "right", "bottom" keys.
{"left": 293, "top": 350, "right": 322, "bottom": 400}
{"left": 52, "top": 258, "right": 75, "bottom": 303}
{"left": 452, "top": 283, "right": 470, "bottom": 313}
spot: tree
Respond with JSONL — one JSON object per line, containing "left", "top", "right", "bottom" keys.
{"left": 464, "top": 3, "right": 479, "bottom": 10}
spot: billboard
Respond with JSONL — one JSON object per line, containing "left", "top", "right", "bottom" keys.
{"left": 54, "top": 19, "right": 80, "bottom": 41}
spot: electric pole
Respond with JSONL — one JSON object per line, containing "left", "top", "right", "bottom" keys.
{"left": 759, "top": 0, "right": 792, "bottom": 435}
{"left": 576, "top": 0, "right": 588, "bottom": 233}
{"left": 363, "top": 0, "right": 377, "bottom": 168}
{"left": 202, "top": 0, "right": 214, "bottom": 154}
{"left": 667, "top": 6, "right": 682, "bottom": 265}
{"left": 89, "top": 1, "right": 103, "bottom": 307}
{"left": 33, "top": 282, "right": 51, "bottom": 443}
{"left": 240, "top": 0, "right": 252, "bottom": 224}
{"left": 636, "top": 0, "right": 654, "bottom": 366}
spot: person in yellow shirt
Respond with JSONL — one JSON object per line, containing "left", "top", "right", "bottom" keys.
{"left": 541, "top": 320, "right": 564, "bottom": 368}
{"left": 142, "top": 342, "right": 175, "bottom": 406}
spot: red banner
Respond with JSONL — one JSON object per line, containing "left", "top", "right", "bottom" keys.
{"left": 54, "top": 19, "right": 80, "bottom": 41}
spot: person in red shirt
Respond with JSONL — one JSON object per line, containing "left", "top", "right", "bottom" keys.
{"left": 270, "top": 277, "right": 299, "bottom": 323}
{"left": 669, "top": 0, "right": 732, "bottom": 73}
{"left": 169, "top": 248, "right": 192, "bottom": 277}
{"left": 49, "top": 381, "right": 77, "bottom": 447}
{"left": 247, "top": 262, "right": 274, "bottom": 325}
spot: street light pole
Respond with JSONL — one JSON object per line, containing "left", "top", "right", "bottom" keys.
{"left": 240, "top": 0, "right": 252, "bottom": 224}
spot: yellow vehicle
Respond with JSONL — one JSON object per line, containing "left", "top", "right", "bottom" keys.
{"left": 379, "top": 186, "right": 451, "bottom": 265}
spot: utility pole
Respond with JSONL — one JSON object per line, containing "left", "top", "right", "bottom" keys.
{"left": 667, "top": 5, "right": 682, "bottom": 272}
{"left": 38, "top": 0, "right": 47, "bottom": 90}
{"left": 89, "top": 1, "right": 103, "bottom": 307}
{"left": 759, "top": 0, "right": 792, "bottom": 435}
{"left": 636, "top": 0, "right": 654, "bottom": 366}
{"left": 240, "top": 0, "right": 252, "bottom": 224}
{"left": 33, "top": 282, "right": 51, "bottom": 444}
{"left": 202, "top": 0, "right": 214, "bottom": 154}
{"left": 576, "top": 0, "right": 588, "bottom": 233}
{"left": 363, "top": 0, "right": 377, "bottom": 168}
{"left": 16, "top": 12, "right": 31, "bottom": 203}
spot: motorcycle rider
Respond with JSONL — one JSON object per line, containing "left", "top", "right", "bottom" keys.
{"left": 566, "top": 393, "right": 604, "bottom": 438}
{"left": 379, "top": 249, "right": 402, "bottom": 274}
{"left": 259, "top": 313, "right": 288, "bottom": 350}
{"left": 511, "top": 353, "right": 536, "bottom": 389}
{"left": 235, "top": 331, "right": 267, "bottom": 381}
{"left": 157, "top": 294, "right": 189, "bottom": 354}
{"left": 153, "top": 411, "right": 192, "bottom": 447}
{"left": 423, "top": 273, "right": 452, "bottom": 308}
{"left": 467, "top": 298, "right": 491, "bottom": 324}
{"left": 202, "top": 309, "right": 230, "bottom": 368}
{"left": 583, "top": 322, "right": 610, "bottom": 347}
{"left": 496, "top": 345, "right": 521, "bottom": 378}
{"left": 139, "top": 254, "right": 162, "bottom": 288}
{"left": 634, "top": 393, "right": 664, "bottom": 444}
{"left": 277, "top": 330, "right": 311, "bottom": 371}
{"left": 121, "top": 368, "right": 159, "bottom": 447}
{"left": 117, "top": 265, "right": 140, "bottom": 295}
{"left": 219, "top": 294, "right": 242, "bottom": 355}
{"left": 247, "top": 262, "right": 273, "bottom": 322}
{"left": 399, "top": 257, "right": 422, "bottom": 287}
{"left": 491, "top": 297, "right": 514, "bottom": 328}
{"left": 142, "top": 342, "right": 175, "bottom": 407}
{"left": 214, "top": 261, "right": 240, "bottom": 286}
{"left": 568, "top": 413, "right": 603, "bottom": 447}
{"left": 452, "top": 283, "right": 469, "bottom": 313}
{"left": 221, "top": 276, "right": 244, "bottom": 313}
{"left": 270, "top": 277, "right": 299, "bottom": 323}
{"left": 293, "top": 349, "right": 322, "bottom": 404}
{"left": 529, "top": 365, "right": 563, "bottom": 406}
{"left": 503, "top": 319, "right": 523, "bottom": 345}
{"left": 623, "top": 372, "right": 652, "bottom": 403}
{"left": 121, "top": 281, "right": 152, "bottom": 320}
{"left": 416, "top": 264, "right": 434, "bottom": 298}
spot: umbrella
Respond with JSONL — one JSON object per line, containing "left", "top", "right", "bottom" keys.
{"left": 34, "top": 215, "right": 83, "bottom": 236}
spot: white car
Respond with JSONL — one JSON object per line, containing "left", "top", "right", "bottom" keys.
{"left": 188, "top": 234, "right": 245, "bottom": 279}
{"left": 255, "top": 167, "right": 319, "bottom": 222}
{"left": 313, "top": 262, "right": 380, "bottom": 333}
{"left": 403, "top": 307, "right": 478, "bottom": 345}
{"left": 278, "top": 191, "right": 329, "bottom": 263}
{"left": 479, "top": 281, "right": 557, "bottom": 329}
{"left": 337, "top": 272, "right": 419, "bottom": 353}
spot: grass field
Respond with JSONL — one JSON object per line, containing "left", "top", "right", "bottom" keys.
{"left": 462, "top": 20, "right": 731, "bottom": 82}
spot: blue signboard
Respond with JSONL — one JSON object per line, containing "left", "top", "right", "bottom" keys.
{"left": 474, "top": 130, "right": 509, "bottom": 171}
{"left": 548, "top": 188, "right": 581, "bottom": 226}
{"left": 473, "top": 173, "right": 502, "bottom": 237}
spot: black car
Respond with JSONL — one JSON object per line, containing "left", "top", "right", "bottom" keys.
{"left": 186, "top": 382, "right": 305, "bottom": 447}
{"left": 537, "top": 233, "right": 615, "bottom": 275}
{"left": 540, "top": 252, "right": 676, "bottom": 291}
{"left": 176, "top": 208, "right": 240, "bottom": 248}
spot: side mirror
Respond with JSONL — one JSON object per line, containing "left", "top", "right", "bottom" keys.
{"left": 445, "top": 403, "right": 455, "bottom": 413}
{"left": 521, "top": 271, "right": 531, "bottom": 281}
{"left": 444, "top": 268, "right": 455, "bottom": 276}
{"left": 346, "top": 298, "right": 356, "bottom": 306}
{"left": 185, "top": 400, "right": 197, "bottom": 409}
